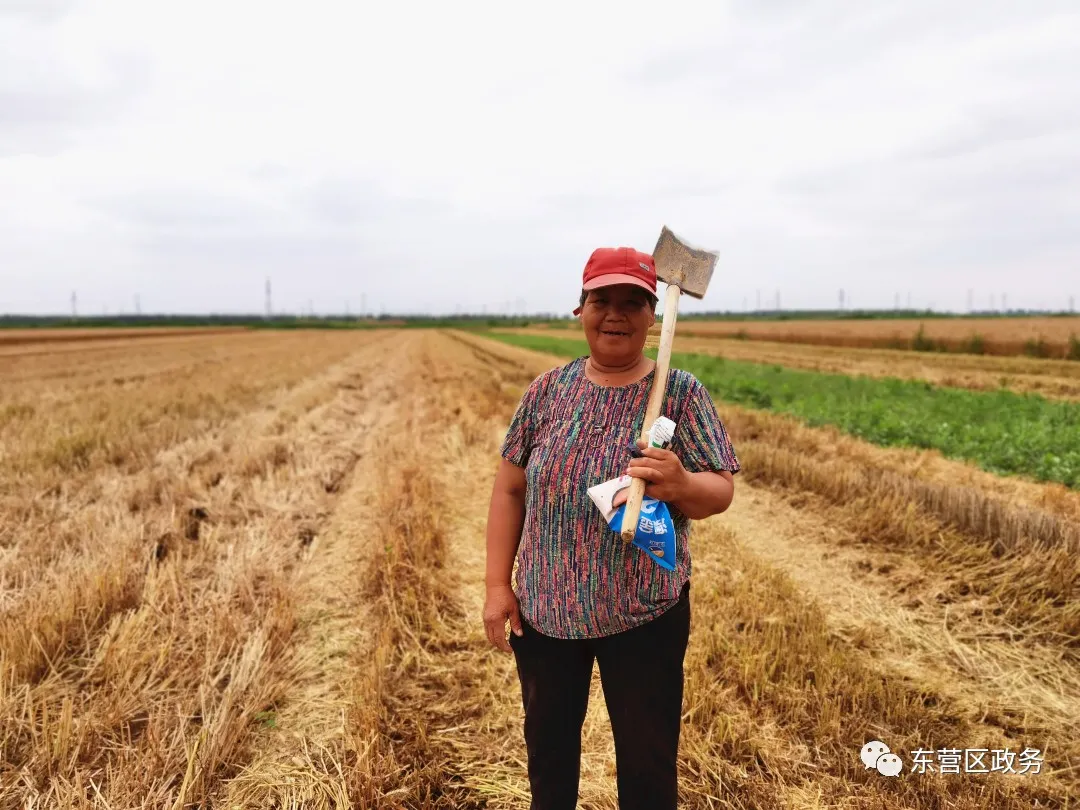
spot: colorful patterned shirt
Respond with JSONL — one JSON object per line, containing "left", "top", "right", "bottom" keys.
{"left": 500, "top": 355, "right": 740, "bottom": 639}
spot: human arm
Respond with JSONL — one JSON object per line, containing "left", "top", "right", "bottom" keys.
{"left": 616, "top": 375, "right": 740, "bottom": 519}
{"left": 619, "top": 443, "right": 734, "bottom": 519}
{"left": 482, "top": 460, "right": 528, "bottom": 652}
{"left": 676, "top": 469, "right": 735, "bottom": 519}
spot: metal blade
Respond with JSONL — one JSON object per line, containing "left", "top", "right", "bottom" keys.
{"left": 651, "top": 225, "right": 718, "bottom": 299}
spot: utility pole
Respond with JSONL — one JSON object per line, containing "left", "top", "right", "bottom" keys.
{"left": 906, "top": 292, "right": 912, "bottom": 309}
{"left": 774, "top": 289, "right": 780, "bottom": 311}
{"left": 756, "top": 289, "right": 761, "bottom": 311}
{"left": 265, "top": 278, "right": 272, "bottom": 318}
{"left": 894, "top": 292, "right": 900, "bottom": 311}
{"left": 71, "top": 291, "right": 77, "bottom": 318}
{"left": 361, "top": 293, "right": 366, "bottom": 317}
{"left": 990, "top": 294, "right": 996, "bottom": 311}
{"left": 839, "top": 289, "right": 845, "bottom": 311}
{"left": 967, "top": 289, "right": 973, "bottom": 313}
{"left": 1002, "top": 293, "right": 1008, "bottom": 312}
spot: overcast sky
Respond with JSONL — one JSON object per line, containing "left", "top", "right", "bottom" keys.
{"left": 1, "top": 0, "right": 1078, "bottom": 316}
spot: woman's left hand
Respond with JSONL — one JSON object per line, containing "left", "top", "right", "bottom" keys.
{"left": 615, "top": 439, "right": 691, "bottom": 505}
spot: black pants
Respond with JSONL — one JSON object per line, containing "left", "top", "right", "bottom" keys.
{"left": 509, "top": 582, "right": 691, "bottom": 810}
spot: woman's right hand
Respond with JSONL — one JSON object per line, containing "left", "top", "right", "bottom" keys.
{"left": 483, "top": 584, "right": 523, "bottom": 653}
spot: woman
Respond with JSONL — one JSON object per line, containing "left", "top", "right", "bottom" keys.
{"left": 483, "top": 245, "right": 740, "bottom": 810}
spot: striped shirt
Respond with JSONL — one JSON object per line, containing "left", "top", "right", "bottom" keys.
{"left": 500, "top": 355, "right": 740, "bottom": 639}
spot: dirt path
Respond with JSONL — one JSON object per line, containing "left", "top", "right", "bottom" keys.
{"left": 723, "top": 483, "right": 1080, "bottom": 755}
{"left": 221, "top": 338, "right": 415, "bottom": 807}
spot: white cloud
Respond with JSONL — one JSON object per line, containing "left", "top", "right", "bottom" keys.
{"left": 1, "top": 0, "right": 1078, "bottom": 315}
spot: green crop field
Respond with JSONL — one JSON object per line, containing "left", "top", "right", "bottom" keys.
{"left": 488, "top": 332, "right": 1080, "bottom": 488}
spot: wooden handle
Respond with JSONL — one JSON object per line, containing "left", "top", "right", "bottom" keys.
{"left": 620, "top": 285, "right": 682, "bottom": 542}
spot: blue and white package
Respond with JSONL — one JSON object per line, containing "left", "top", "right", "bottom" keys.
{"left": 609, "top": 496, "right": 677, "bottom": 571}
{"left": 584, "top": 416, "right": 680, "bottom": 571}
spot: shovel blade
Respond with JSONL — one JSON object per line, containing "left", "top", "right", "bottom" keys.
{"left": 652, "top": 226, "right": 718, "bottom": 299}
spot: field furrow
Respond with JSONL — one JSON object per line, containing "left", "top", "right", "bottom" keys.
{"left": 219, "top": 340, "right": 412, "bottom": 807}
{"left": 724, "top": 483, "right": 1080, "bottom": 761}
{"left": 0, "top": 332, "right": 393, "bottom": 807}
{"left": 677, "top": 516, "right": 1073, "bottom": 809}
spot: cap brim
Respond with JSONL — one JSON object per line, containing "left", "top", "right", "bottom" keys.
{"left": 574, "top": 278, "right": 656, "bottom": 317}
{"left": 574, "top": 274, "right": 656, "bottom": 315}
{"left": 581, "top": 274, "right": 656, "bottom": 294}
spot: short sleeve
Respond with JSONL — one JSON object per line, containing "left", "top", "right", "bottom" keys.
{"left": 671, "top": 376, "right": 740, "bottom": 475}
{"left": 500, "top": 374, "right": 545, "bottom": 468}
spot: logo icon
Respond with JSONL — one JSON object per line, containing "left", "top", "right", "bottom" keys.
{"left": 861, "top": 740, "right": 903, "bottom": 777}
{"left": 639, "top": 262, "right": 650, "bottom": 272}
{"left": 876, "top": 753, "right": 904, "bottom": 777}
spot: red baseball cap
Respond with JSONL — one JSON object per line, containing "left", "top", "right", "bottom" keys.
{"left": 572, "top": 246, "right": 657, "bottom": 315}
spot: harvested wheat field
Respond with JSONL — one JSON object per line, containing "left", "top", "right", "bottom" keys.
{"left": 1, "top": 328, "right": 1077, "bottom": 808}
{"left": 0, "top": 327, "right": 248, "bottom": 349}
{"left": 658, "top": 316, "right": 1080, "bottom": 359}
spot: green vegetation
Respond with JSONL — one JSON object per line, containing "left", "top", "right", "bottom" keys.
{"left": 962, "top": 333, "right": 986, "bottom": 355}
{"left": 1023, "top": 337, "right": 1052, "bottom": 358}
{"left": 486, "top": 332, "right": 1080, "bottom": 488}
{"left": 910, "top": 324, "right": 940, "bottom": 352}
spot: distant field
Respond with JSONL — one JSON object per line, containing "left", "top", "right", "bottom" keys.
{"left": 500, "top": 327, "right": 1080, "bottom": 401}
{"left": 655, "top": 316, "right": 1080, "bottom": 359}
{"left": 0, "top": 326, "right": 248, "bottom": 347}
{"left": 486, "top": 332, "right": 1080, "bottom": 488}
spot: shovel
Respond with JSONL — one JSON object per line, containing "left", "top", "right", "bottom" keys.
{"left": 620, "top": 226, "right": 718, "bottom": 543}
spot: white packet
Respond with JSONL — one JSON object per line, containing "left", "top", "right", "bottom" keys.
{"left": 586, "top": 474, "right": 633, "bottom": 523}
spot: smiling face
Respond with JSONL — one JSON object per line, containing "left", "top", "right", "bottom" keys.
{"left": 579, "top": 283, "right": 657, "bottom": 366}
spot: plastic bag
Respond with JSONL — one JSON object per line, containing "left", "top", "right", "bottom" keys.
{"left": 584, "top": 416, "right": 680, "bottom": 571}
{"left": 611, "top": 495, "right": 677, "bottom": 571}
{"left": 587, "top": 475, "right": 677, "bottom": 571}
